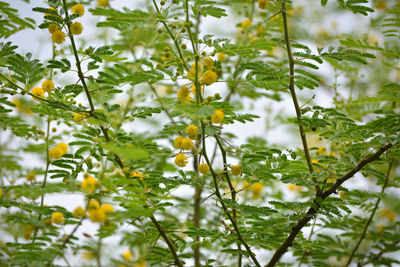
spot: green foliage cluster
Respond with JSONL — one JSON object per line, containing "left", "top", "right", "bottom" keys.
{"left": 0, "top": 0, "right": 399, "bottom": 266}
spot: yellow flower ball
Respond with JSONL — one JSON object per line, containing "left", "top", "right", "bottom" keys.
{"left": 31, "top": 87, "right": 45, "bottom": 100}
{"left": 202, "top": 57, "right": 214, "bottom": 69}
{"left": 49, "top": 147, "right": 64, "bottom": 159}
{"left": 81, "top": 176, "right": 99, "bottom": 194}
{"left": 70, "top": 22, "right": 83, "bottom": 35}
{"left": 98, "top": 0, "right": 109, "bottom": 7}
{"left": 198, "top": 163, "right": 209, "bottom": 175}
{"left": 0, "top": 188, "right": 3, "bottom": 198}
{"left": 174, "top": 136, "right": 184, "bottom": 149}
{"left": 122, "top": 250, "right": 133, "bottom": 261}
{"left": 88, "top": 208, "right": 106, "bottom": 223}
{"left": 88, "top": 199, "right": 100, "bottom": 210}
{"left": 200, "top": 70, "right": 217, "bottom": 85}
{"left": 26, "top": 172, "right": 36, "bottom": 182}
{"left": 71, "top": 3, "right": 85, "bottom": 17}
{"left": 211, "top": 109, "right": 224, "bottom": 124}
{"left": 177, "top": 86, "right": 191, "bottom": 103}
{"left": 73, "top": 113, "right": 85, "bottom": 123}
{"left": 186, "top": 124, "right": 198, "bottom": 140}
{"left": 251, "top": 182, "right": 263, "bottom": 200}
{"left": 258, "top": 0, "right": 268, "bottom": 9}
{"left": 51, "top": 30, "right": 66, "bottom": 44}
{"left": 42, "top": 80, "right": 55, "bottom": 93}
{"left": 175, "top": 153, "right": 188, "bottom": 167}
{"left": 57, "top": 143, "right": 68, "bottom": 154}
{"left": 51, "top": 211, "right": 64, "bottom": 225}
{"left": 287, "top": 184, "right": 303, "bottom": 193}
{"left": 217, "top": 53, "right": 227, "bottom": 62}
{"left": 231, "top": 165, "right": 242, "bottom": 176}
{"left": 100, "top": 204, "right": 114, "bottom": 213}
{"left": 48, "top": 23, "right": 59, "bottom": 34}
{"left": 241, "top": 19, "right": 252, "bottom": 29}
{"left": 73, "top": 206, "right": 86, "bottom": 218}
{"left": 181, "top": 138, "right": 194, "bottom": 150}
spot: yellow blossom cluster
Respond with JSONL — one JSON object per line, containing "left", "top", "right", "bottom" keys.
{"left": 174, "top": 136, "right": 194, "bottom": 150}
{"left": 87, "top": 199, "right": 114, "bottom": 223}
{"left": 211, "top": 109, "right": 224, "bottom": 124}
{"left": 73, "top": 113, "right": 86, "bottom": 123}
{"left": 188, "top": 57, "right": 219, "bottom": 86}
{"left": 242, "top": 181, "right": 264, "bottom": 200}
{"left": 81, "top": 175, "right": 100, "bottom": 194}
{"left": 198, "top": 163, "right": 209, "bottom": 175}
{"left": 26, "top": 172, "right": 36, "bottom": 182}
{"left": 175, "top": 153, "right": 188, "bottom": 167}
{"left": 231, "top": 165, "right": 242, "bottom": 176}
{"left": 46, "top": 4, "right": 85, "bottom": 44}
{"left": 31, "top": 80, "right": 55, "bottom": 101}
{"left": 49, "top": 143, "right": 68, "bottom": 159}
{"left": 51, "top": 211, "right": 64, "bottom": 225}
{"left": 186, "top": 124, "right": 198, "bottom": 140}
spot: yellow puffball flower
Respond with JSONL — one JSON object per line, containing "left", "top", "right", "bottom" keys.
{"left": 88, "top": 199, "right": 100, "bottom": 210}
{"left": 198, "top": 163, "right": 209, "bottom": 175}
{"left": 211, "top": 109, "right": 224, "bottom": 124}
{"left": 70, "top": 22, "right": 83, "bottom": 35}
{"left": 241, "top": 19, "right": 252, "bottom": 29}
{"left": 231, "top": 165, "right": 242, "bottom": 176}
{"left": 0, "top": 188, "right": 2, "bottom": 198}
{"left": 57, "top": 143, "right": 68, "bottom": 154}
{"left": 73, "top": 113, "right": 85, "bottom": 123}
{"left": 258, "top": 0, "right": 268, "bottom": 9}
{"left": 316, "top": 147, "right": 326, "bottom": 155}
{"left": 26, "top": 172, "right": 36, "bottom": 182}
{"left": 51, "top": 30, "right": 66, "bottom": 44}
{"left": 71, "top": 4, "right": 85, "bottom": 17}
{"left": 31, "top": 87, "right": 45, "bottom": 100}
{"left": 177, "top": 86, "right": 191, "bottom": 103}
{"left": 174, "top": 136, "right": 184, "bottom": 149}
{"left": 81, "top": 175, "right": 99, "bottom": 194}
{"left": 217, "top": 53, "right": 226, "bottom": 62}
{"left": 287, "top": 184, "right": 303, "bottom": 193}
{"left": 175, "top": 153, "right": 188, "bottom": 167}
{"left": 49, "top": 146, "right": 64, "bottom": 159}
{"left": 51, "top": 211, "right": 64, "bottom": 225}
{"left": 98, "top": 0, "right": 109, "bottom": 7}
{"left": 181, "top": 138, "right": 194, "bottom": 150}
{"left": 251, "top": 182, "right": 263, "bottom": 200}
{"left": 73, "top": 206, "right": 86, "bottom": 218}
{"left": 186, "top": 124, "right": 198, "bottom": 140}
{"left": 100, "top": 204, "right": 114, "bottom": 213}
{"left": 202, "top": 57, "right": 214, "bottom": 69}
{"left": 122, "top": 250, "right": 133, "bottom": 261}
{"left": 89, "top": 208, "right": 106, "bottom": 223}
{"left": 42, "top": 80, "right": 55, "bottom": 93}
{"left": 200, "top": 70, "right": 217, "bottom": 85}
{"left": 379, "top": 208, "right": 397, "bottom": 223}
{"left": 48, "top": 23, "right": 59, "bottom": 34}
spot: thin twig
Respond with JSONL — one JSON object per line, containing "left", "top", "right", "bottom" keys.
{"left": 280, "top": 2, "right": 321, "bottom": 196}
{"left": 265, "top": 143, "right": 394, "bottom": 267}
{"left": 200, "top": 121, "right": 261, "bottom": 267}
{"left": 344, "top": 159, "right": 394, "bottom": 267}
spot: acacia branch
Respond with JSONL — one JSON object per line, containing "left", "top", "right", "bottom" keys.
{"left": 345, "top": 159, "right": 394, "bottom": 267}
{"left": 200, "top": 122, "right": 261, "bottom": 267}
{"left": 214, "top": 135, "right": 243, "bottom": 266}
{"left": 281, "top": 2, "right": 321, "bottom": 196}
{"left": 266, "top": 143, "right": 393, "bottom": 267}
